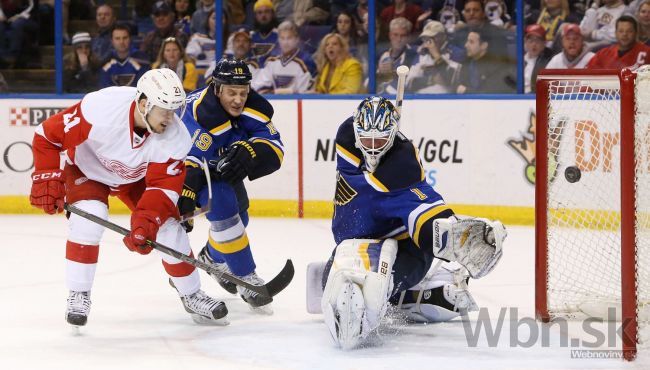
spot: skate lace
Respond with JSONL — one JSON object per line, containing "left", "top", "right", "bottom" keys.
{"left": 239, "top": 273, "right": 265, "bottom": 297}
{"left": 67, "top": 292, "right": 91, "bottom": 315}
{"left": 185, "top": 290, "right": 220, "bottom": 316}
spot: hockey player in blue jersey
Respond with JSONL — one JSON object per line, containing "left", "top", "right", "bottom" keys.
{"left": 318, "top": 96, "right": 507, "bottom": 349}
{"left": 178, "top": 56, "right": 283, "bottom": 314}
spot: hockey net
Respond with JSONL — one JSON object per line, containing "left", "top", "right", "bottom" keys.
{"left": 536, "top": 68, "right": 650, "bottom": 360}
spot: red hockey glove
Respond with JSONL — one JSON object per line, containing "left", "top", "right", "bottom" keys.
{"left": 30, "top": 169, "right": 65, "bottom": 215}
{"left": 123, "top": 210, "right": 162, "bottom": 255}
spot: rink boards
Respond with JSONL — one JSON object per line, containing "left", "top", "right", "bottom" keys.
{"left": 0, "top": 97, "right": 549, "bottom": 224}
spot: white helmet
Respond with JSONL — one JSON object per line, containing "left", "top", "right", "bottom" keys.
{"left": 135, "top": 68, "right": 187, "bottom": 133}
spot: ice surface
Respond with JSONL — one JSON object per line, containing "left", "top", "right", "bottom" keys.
{"left": 0, "top": 215, "right": 648, "bottom": 370}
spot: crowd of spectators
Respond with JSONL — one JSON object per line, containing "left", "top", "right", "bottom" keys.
{"left": 1, "top": 0, "right": 650, "bottom": 94}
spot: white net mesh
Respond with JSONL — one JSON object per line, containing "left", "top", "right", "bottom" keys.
{"left": 545, "top": 78, "right": 622, "bottom": 316}
{"left": 634, "top": 68, "right": 650, "bottom": 344}
{"left": 544, "top": 71, "right": 650, "bottom": 348}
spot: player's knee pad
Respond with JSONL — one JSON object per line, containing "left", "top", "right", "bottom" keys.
{"left": 156, "top": 218, "right": 191, "bottom": 256}
{"left": 68, "top": 200, "right": 107, "bottom": 245}
{"left": 321, "top": 238, "right": 398, "bottom": 349}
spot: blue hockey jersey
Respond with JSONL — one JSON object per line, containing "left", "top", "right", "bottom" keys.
{"left": 181, "top": 86, "right": 284, "bottom": 178}
{"left": 332, "top": 118, "right": 453, "bottom": 249}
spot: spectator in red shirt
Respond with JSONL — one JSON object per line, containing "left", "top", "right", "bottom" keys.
{"left": 587, "top": 15, "right": 650, "bottom": 70}
{"left": 380, "top": 0, "right": 423, "bottom": 32}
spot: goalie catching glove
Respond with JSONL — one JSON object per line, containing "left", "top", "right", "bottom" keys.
{"left": 431, "top": 216, "right": 506, "bottom": 279}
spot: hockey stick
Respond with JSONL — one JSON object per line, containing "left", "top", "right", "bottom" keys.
{"left": 179, "top": 158, "right": 212, "bottom": 222}
{"left": 64, "top": 203, "right": 294, "bottom": 298}
{"left": 395, "top": 65, "right": 409, "bottom": 127}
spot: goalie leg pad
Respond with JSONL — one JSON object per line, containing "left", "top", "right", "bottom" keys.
{"left": 321, "top": 239, "right": 398, "bottom": 349}
{"left": 432, "top": 217, "right": 506, "bottom": 279}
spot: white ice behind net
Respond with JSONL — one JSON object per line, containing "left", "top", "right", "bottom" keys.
{"left": 546, "top": 78, "right": 622, "bottom": 317}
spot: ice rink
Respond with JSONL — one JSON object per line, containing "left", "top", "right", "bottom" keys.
{"left": 1, "top": 215, "right": 648, "bottom": 370}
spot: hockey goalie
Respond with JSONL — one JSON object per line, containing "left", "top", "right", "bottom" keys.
{"left": 307, "top": 96, "right": 507, "bottom": 349}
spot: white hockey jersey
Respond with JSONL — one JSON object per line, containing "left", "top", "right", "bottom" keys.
{"left": 580, "top": 3, "right": 627, "bottom": 43}
{"left": 33, "top": 86, "right": 191, "bottom": 216}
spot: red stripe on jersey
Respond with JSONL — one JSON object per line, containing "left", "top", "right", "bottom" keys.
{"left": 33, "top": 102, "right": 92, "bottom": 170}
{"left": 162, "top": 252, "right": 195, "bottom": 277}
{"left": 66, "top": 241, "right": 99, "bottom": 264}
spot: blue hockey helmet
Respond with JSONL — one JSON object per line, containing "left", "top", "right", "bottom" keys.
{"left": 352, "top": 96, "right": 400, "bottom": 171}
{"left": 211, "top": 56, "right": 252, "bottom": 86}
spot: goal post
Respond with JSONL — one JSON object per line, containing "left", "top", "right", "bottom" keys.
{"left": 535, "top": 68, "right": 650, "bottom": 361}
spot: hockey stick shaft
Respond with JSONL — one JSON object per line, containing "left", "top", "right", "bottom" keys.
{"left": 395, "top": 65, "right": 409, "bottom": 123}
{"left": 64, "top": 203, "right": 278, "bottom": 297}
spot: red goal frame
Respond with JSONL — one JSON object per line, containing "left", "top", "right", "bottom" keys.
{"left": 535, "top": 69, "right": 639, "bottom": 361}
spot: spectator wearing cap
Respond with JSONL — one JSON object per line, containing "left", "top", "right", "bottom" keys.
{"left": 523, "top": 24, "right": 553, "bottom": 93}
{"left": 587, "top": 15, "right": 650, "bottom": 70}
{"left": 376, "top": 17, "right": 418, "bottom": 94}
{"left": 580, "top": 0, "right": 626, "bottom": 48}
{"left": 380, "top": 0, "right": 423, "bottom": 33}
{"left": 91, "top": 4, "right": 117, "bottom": 66}
{"left": 313, "top": 33, "right": 363, "bottom": 94}
{"left": 527, "top": 0, "right": 579, "bottom": 48}
{"left": 251, "top": 0, "right": 279, "bottom": 66}
{"left": 636, "top": 0, "right": 650, "bottom": 44}
{"left": 546, "top": 23, "right": 595, "bottom": 69}
{"left": 173, "top": 0, "right": 195, "bottom": 35}
{"left": 101, "top": 24, "right": 150, "bottom": 88}
{"left": 141, "top": 1, "right": 189, "bottom": 63}
{"left": 191, "top": 0, "right": 214, "bottom": 35}
{"left": 64, "top": 32, "right": 101, "bottom": 93}
{"left": 457, "top": 27, "right": 515, "bottom": 93}
{"left": 152, "top": 37, "right": 198, "bottom": 92}
{"left": 406, "top": 20, "right": 464, "bottom": 93}
{"left": 186, "top": 10, "right": 217, "bottom": 71}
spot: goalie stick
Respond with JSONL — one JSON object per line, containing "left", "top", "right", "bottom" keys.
{"left": 64, "top": 203, "right": 294, "bottom": 298}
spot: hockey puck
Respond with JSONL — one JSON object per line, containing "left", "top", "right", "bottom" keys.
{"left": 564, "top": 166, "right": 581, "bottom": 183}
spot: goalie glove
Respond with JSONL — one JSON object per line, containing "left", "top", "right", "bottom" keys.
{"left": 432, "top": 217, "right": 506, "bottom": 279}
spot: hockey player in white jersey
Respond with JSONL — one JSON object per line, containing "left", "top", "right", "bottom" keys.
{"left": 313, "top": 96, "right": 507, "bottom": 349}
{"left": 30, "top": 69, "right": 228, "bottom": 328}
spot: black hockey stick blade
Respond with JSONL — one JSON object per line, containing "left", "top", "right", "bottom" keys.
{"left": 64, "top": 203, "right": 272, "bottom": 297}
{"left": 264, "top": 259, "right": 294, "bottom": 297}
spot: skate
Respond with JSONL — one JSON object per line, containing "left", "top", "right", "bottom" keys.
{"left": 66, "top": 291, "right": 91, "bottom": 329}
{"left": 180, "top": 289, "right": 229, "bottom": 325}
{"left": 237, "top": 271, "right": 274, "bottom": 315}
{"left": 198, "top": 246, "right": 237, "bottom": 294}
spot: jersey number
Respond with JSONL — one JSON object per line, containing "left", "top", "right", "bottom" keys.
{"left": 63, "top": 108, "right": 81, "bottom": 133}
{"left": 195, "top": 133, "right": 212, "bottom": 151}
{"left": 166, "top": 161, "right": 183, "bottom": 176}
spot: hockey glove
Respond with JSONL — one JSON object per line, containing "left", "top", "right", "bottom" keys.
{"left": 123, "top": 210, "right": 162, "bottom": 255}
{"left": 177, "top": 185, "right": 197, "bottom": 232}
{"left": 30, "top": 169, "right": 65, "bottom": 215}
{"left": 213, "top": 141, "right": 256, "bottom": 185}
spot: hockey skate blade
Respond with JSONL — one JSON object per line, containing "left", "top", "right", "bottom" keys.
{"left": 69, "top": 325, "right": 83, "bottom": 336}
{"left": 191, "top": 314, "right": 230, "bottom": 326}
{"left": 248, "top": 303, "right": 274, "bottom": 315}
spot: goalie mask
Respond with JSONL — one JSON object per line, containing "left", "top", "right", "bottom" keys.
{"left": 135, "top": 68, "right": 187, "bottom": 134}
{"left": 353, "top": 96, "right": 399, "bottom": 172}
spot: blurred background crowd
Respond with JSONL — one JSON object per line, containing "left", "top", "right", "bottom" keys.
{"left": 0, "top": 0, "right": 648, "bottom": 94}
